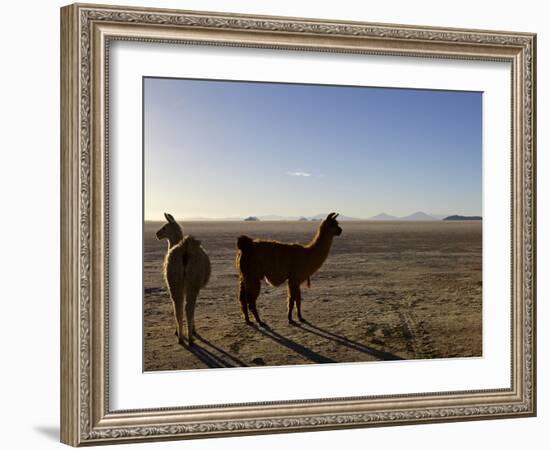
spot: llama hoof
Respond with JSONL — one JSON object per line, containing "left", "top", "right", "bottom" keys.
{"left": 245, "top": 320, "right": 253, "bottom": 326}
{"left": 298, "top": 317, "right": 307, "bottom": 323}
{"left": 288, "top": 319, "right": 295, "bottom": 325}
{"left": 178, "top": 336, "right": 185, "bottom": 346}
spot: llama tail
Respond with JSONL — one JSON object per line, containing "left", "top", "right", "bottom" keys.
{"left": 237, "top": 235, "right": 254, "bottom": 252}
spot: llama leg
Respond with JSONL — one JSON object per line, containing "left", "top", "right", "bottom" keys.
{"left": 238, "top": 279, "right": 251, "bottom": 324}
{"left": 171, "top": 302, "right": 179, "bottom": 336}
{"left": 246, "top": 279, "right": 264, "bottom": 326}
{"left": 294, "top": 285, "right": 305, "bottom": 322}
{"left": 185, "top": 291, "right": 198, "bottom": 346}
{"left": 287, "top": 282, "right": 297, "bottom": 324}
{"left": 175, "top": 298, "right": 186, "bottom": 345}
{"left": 168, "top": 281, "right": 184, "bottom": 339}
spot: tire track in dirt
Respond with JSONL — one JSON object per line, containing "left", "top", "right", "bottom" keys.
{"left": 390, "top": 295, "right": 438, "bottom": 359}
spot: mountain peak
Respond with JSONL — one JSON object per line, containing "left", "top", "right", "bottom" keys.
{"left": 443, "top": 215, "right": 482, "bottom": 221}
{"left": 399, "top": 211, "right": 437, "bottom": 221}
{"left": 368, "top": 212, "right": 398, "bottom": 221}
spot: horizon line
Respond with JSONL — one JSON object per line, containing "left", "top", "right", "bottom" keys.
{"left": 144, "top": 212, "right": 483, "bottom": 222}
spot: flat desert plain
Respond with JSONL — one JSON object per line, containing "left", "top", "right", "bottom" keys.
{"left": 143, "top": 220, "right": 482, "bottom": 371}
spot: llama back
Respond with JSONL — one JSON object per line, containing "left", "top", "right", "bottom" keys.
{"left": 236, "top": 236, "right": 296, "bottom": 287}
{"left": 187, "top": 243, "right": 211, "bottom": 289}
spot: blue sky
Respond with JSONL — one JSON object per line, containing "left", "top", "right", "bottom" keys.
{"left": 144, "top": 77, "right": 482, "bottom": 220}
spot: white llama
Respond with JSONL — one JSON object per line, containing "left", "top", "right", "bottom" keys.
{"left": 156, "top": 213, "right": 211, "bottom": 346}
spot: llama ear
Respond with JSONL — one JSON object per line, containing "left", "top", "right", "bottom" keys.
{"left": 164, "top": 212, "right": 175, "bottom": 223}
{"left": 333, "top": 213, "right": 339, "bottom": 219}
{"left": 327, "top": 212, "right": 336, "bottom": 220}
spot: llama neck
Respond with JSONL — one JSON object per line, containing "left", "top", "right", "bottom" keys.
{"left": 307, "top": 228, "right": 334, "bottom": 269}
{"left": 166, "top": 229, "right": 183, "bottom": 249}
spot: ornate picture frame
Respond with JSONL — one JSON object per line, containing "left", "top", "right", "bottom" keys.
{"left": 60, "top": 3, "right": 536, "bottom": 446}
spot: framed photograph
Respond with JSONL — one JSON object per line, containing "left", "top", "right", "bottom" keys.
{"left": 60, "top": 3, "right": 537, "bottom": 446}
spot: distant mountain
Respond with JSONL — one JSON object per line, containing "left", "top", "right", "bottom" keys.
{"left": 368, "top": 212, "right": 398, "bottom": 221}
{"left": 365, "top": 211, "right": 449, "bottom": 221}
{"left": 309, "top": 213, "right": 362, "bottom": 221}
{"left": 169, "top": 211, "right": 458, "bottom": 222}
{"left": 256, "top": 215, "right": 297, "bottom": 221}
{"left": 443, "top": 215, "right": 482, "bottom": 221}
{"left": 182, "top": 214, "right": 361, "bottom": 221}
{"left": 399, "top": 211, "right": 438, "bottom": 221}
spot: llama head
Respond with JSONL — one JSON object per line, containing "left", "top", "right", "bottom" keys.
{"left": 320, "top": 212, "right": 343, "bottom": 237}
{"left": 156, "top": 212, "right": 184, "bottom": 246}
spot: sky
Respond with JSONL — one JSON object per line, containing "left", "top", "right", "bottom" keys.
{"left": 144, "top": 77, "right": 482, "bottom": 220}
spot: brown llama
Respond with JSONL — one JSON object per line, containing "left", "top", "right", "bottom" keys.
{"left": 235, "top": 212, "right": 342, "bottom": 325}
{"left": 156, "top": 213, "right": 211, "bottom": 346}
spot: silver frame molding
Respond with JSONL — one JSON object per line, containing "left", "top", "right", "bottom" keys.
{"left": 60, "top": 3, "right": 536, "bottom": 446}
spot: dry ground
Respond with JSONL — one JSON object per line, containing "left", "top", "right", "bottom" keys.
{"left": 143, "top": 220, "right": 482, "bottom": 371}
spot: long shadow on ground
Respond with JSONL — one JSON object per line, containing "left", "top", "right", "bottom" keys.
{"left": 255, "top": 325, "right": 336, "bottom": 364}
{"left": 297, "top": 320, "right": 403, "bottom": 361}
{"left": 180, "top": 334, "right": 249, "bottom": 369}
{"left": 180, "top": 341, "right": 235, "bottom": 368}
{"left": 183, "top": 321, "right": 401, "bottom": 368}
{"left": 196, "top": 334, "right": 248, "bottom": 367}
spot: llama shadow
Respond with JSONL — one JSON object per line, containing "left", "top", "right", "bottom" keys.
{"left": 180, "top": 340, "right": 233, "bottom": 368}
{"left": 297, "top": 321, "right": 403, "bottom": 361}
{"left": 196, "top": 334, "right": 248, "bottom": 367}
{"left": 180, "top": 334, "right": 248, "bottom": 369}
{"left": 255, "top": 325, "right": 336, "bottom": 364}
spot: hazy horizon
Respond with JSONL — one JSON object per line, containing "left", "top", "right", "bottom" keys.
{"left": 143, "top": 211, "right": 482, "bottom": 222}
{"left": 144, "top": 78, "right": 482, "bottom": 221}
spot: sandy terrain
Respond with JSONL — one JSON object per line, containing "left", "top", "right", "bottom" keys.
{"left": 143, "top": 220, "right": 482, "bottom": 371}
